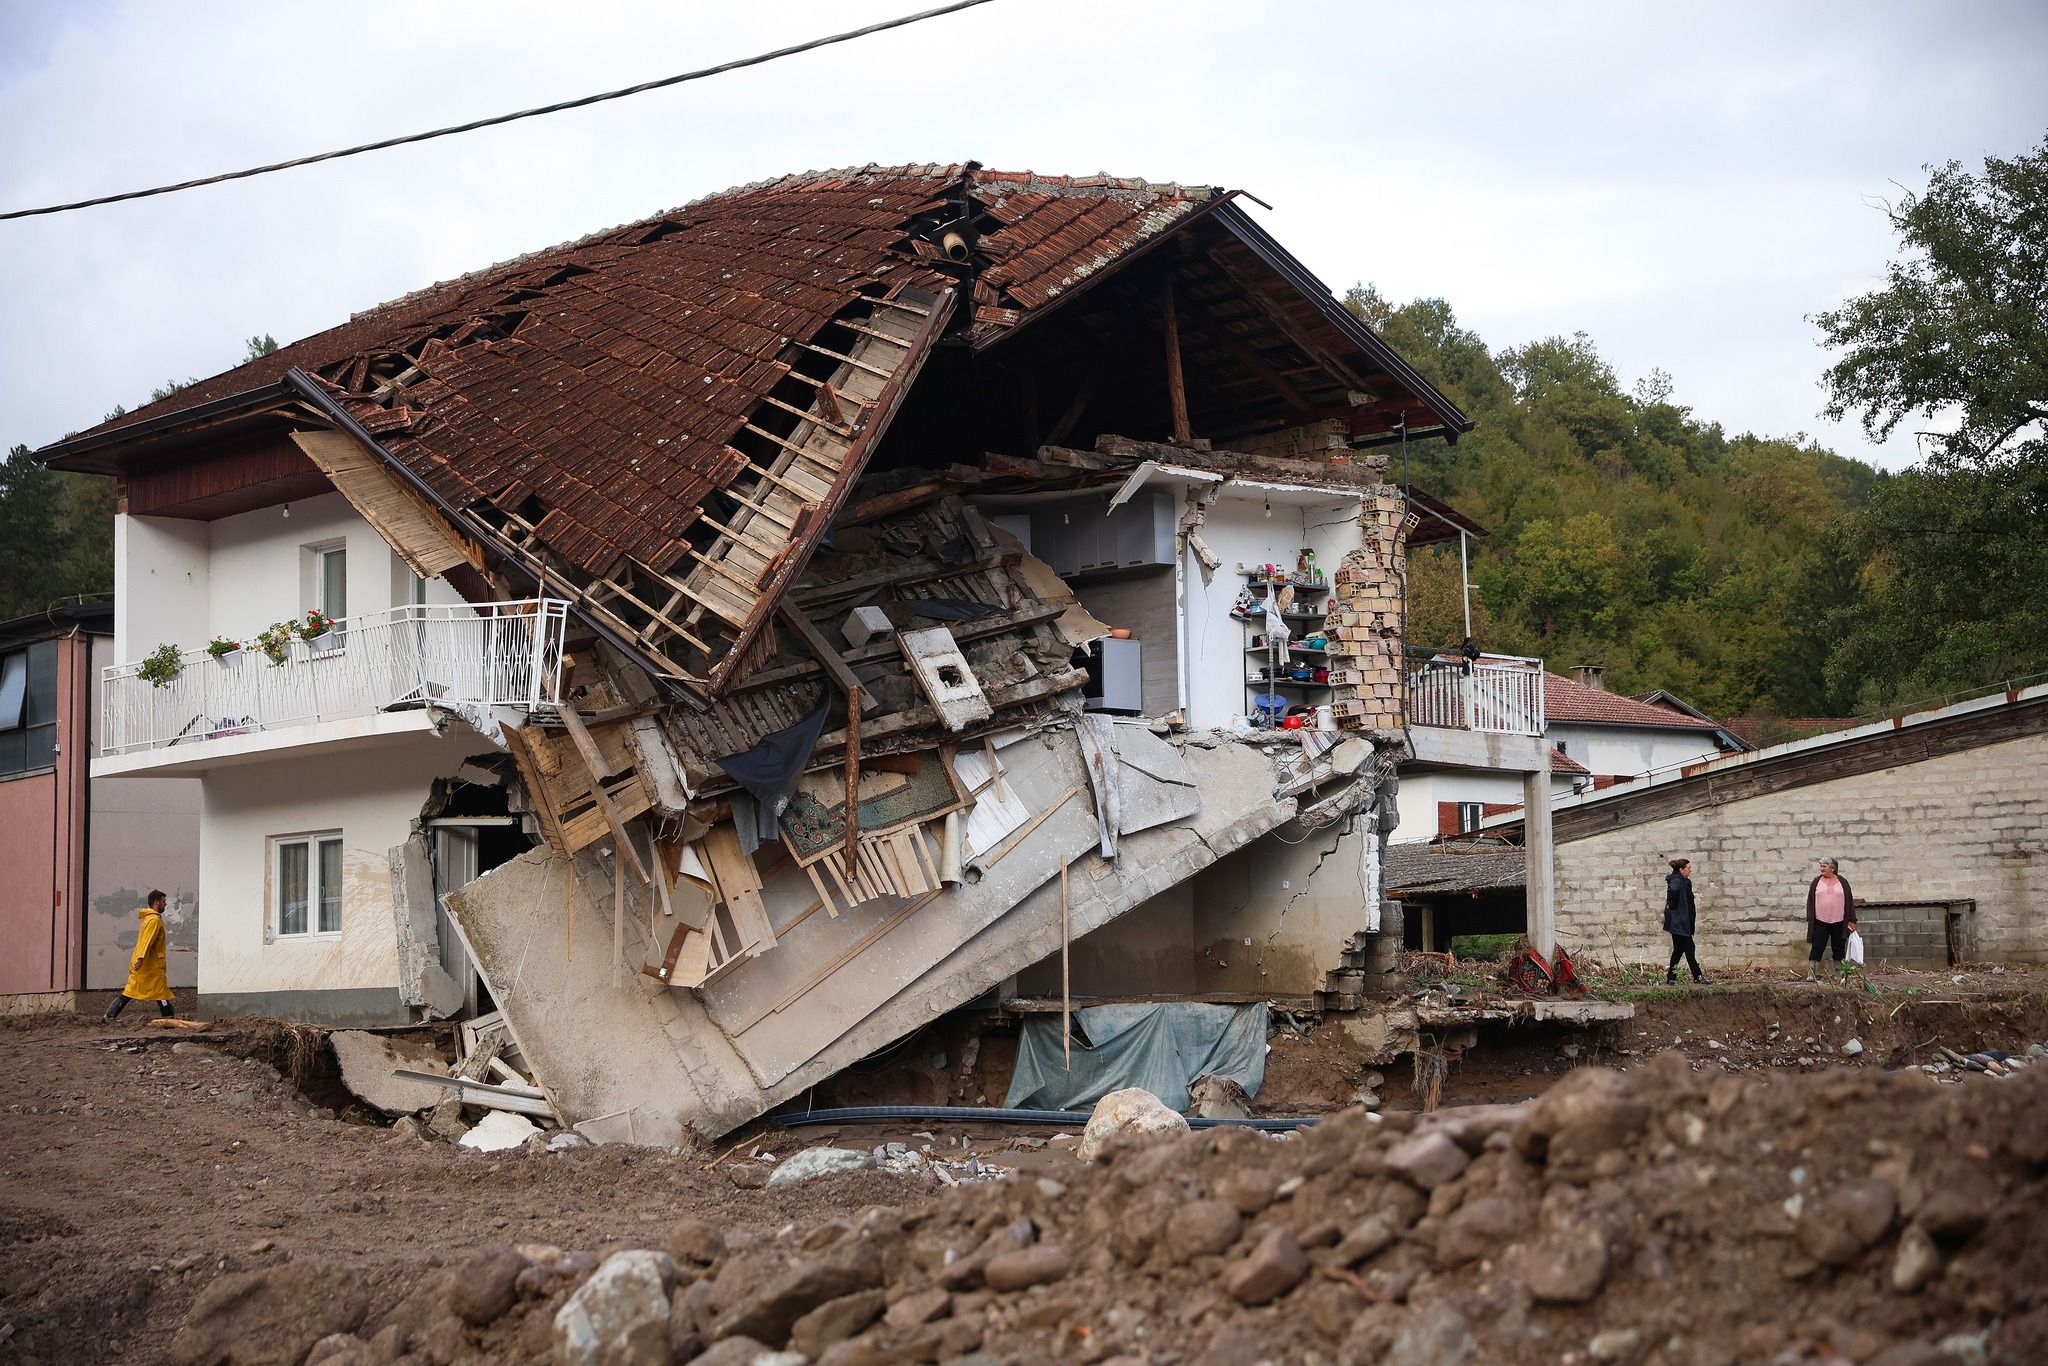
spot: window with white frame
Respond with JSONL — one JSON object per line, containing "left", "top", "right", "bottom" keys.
{"left": 276, "top": 833, "right": 344, "bottom": 936}
{"left": 1456, "top": 802, "right": 1484, "bottom": 834}
{"left": 313, "top": 543, "right": 347, "bottom": 645}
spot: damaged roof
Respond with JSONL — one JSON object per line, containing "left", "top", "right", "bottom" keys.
{"left": 45, "top": 163, "right": 1470, "bottom": 695}
{"left": 1384, "top": 842, "right": 1526, "bottom": 897}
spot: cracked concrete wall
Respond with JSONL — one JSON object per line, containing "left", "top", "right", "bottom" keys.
{"left": 1188, "top": 817, "right": 1376, "bottom": 995}
{"left": 746, "top": 739, "right": 1295, "bottom": 1118}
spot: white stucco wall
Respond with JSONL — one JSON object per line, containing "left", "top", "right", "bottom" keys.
{"left": 1549, "top": 722, "right": 1721, "bottom": 779}
{"left": 205, "top": 492, "right": 467, "bottom": 647}
{"left": 1391, "top": 769, "right": 1575, "bottom": 843}
{"left": 1181, "top": 489, "right": 1360, "bottom": 730}
{"left": 115, "top": 514, "right": 210, "bottom": 665}
{"left": 195, "top": 731, "right": 493, "bottom": 999}
{"left": 114, "top": 492, "right": 468, "bottom": 667}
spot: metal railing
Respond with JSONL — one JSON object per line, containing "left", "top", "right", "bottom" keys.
{"left": 101, "top": 599, "right": 569, "bottom": 756}
{"left": 1406, "top": 651, "right": 1544, "bottom": 736}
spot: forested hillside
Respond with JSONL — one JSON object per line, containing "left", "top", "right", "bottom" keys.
{"left": 1353, "top": 287, "right": 1879, "bottom": 721}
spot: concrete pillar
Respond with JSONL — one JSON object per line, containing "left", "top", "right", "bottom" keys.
{"left": 1523, "top": 767, "right": 1557, "bottom": 956}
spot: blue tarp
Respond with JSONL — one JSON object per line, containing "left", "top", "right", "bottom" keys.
{"left": 1002, "top": 1002, "right": 1267, "bottom": 1112}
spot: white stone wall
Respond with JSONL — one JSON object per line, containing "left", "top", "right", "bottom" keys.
{"left": 1554, "top": 730, "right": 2048, "bottom": 968}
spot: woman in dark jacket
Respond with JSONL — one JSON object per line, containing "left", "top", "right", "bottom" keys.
{"left": 1664, "top": 858, "right": 1711, "bottom": 984}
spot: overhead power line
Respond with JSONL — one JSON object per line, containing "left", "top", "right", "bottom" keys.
{"left": 0, "top": 0, "right": 999, "bottom": 222}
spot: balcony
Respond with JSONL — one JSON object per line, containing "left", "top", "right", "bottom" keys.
{"left": 1407, "top": 651, "right": 1545, "bottom": 735}
{"left": 99, "top": 599, "right": 568, "bottom": 771}
{"left": 1403, "top": 651, "right": 1549, "bottom": 772}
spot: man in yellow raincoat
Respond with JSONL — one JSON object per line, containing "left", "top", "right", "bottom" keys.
{"left": 105, "top": 891, "right": 175, "bottom": 1020}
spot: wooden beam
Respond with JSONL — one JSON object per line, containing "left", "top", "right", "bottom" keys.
{"left": 837, "top": 482, "right": 951, "bottom": 526}
{"left": 1215, "top": 332, "right": 1310, "bottom": 411}
{"left": 555, "top": 707, "right": 650, "bottom": 885}
{"left": 780, "top": 601, "right": 871, "bottom": 863}
{"left": 1044, "top": 373, "right": 1099, "bottom": 447}
{"left": 1164, "top": 275, "right": 1192, "bottom": 443}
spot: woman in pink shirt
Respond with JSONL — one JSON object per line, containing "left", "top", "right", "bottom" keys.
{"left": 1804, "top": 856, "right": 1857, "bottom": 981}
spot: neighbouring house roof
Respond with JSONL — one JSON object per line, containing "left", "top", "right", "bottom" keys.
{"left": 0, "top": 600, "right": 114, "bottom": 649}
{"left": 44, "top": 162, "right": 1473, "bottom": 698}
{"left": 1544, "top": 672, "right": 1735, "bottom": 737}
{"left": 1549, "top": 747, "right": 1590, "bottom": 776}
{"left": 1385, "top": 841, "right": 1525, "bottom": 897}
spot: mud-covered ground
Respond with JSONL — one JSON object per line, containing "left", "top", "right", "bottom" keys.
{"left": 3, "top": 971, "right": 2045, "bottom": 1365}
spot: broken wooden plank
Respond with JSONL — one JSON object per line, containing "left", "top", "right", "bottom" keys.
{"left": 290, "top": 430, "right": 478, "bottom": 578}
{"left": 700, "top": 824, "right": 777, "bottom": 953}
{"left": 1163, "top": 275, "right": 1192, "bottom": 444}
{"left": 554, "top": 708, "right": 650, "bottom": 885}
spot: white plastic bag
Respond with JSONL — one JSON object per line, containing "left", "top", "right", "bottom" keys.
{"left": 1845, "top": 930, "right": 1865, "bottom": 965}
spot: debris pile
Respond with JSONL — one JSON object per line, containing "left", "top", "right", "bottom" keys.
{"left": 168, "top": 1059, "right": 2048, "bottom": 1365}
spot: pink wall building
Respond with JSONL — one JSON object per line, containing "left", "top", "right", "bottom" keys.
{"left": 0, "top": 603, "right": 198, "bottom": 1009}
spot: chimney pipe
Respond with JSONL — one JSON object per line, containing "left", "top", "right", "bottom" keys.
{"left": 1571, "top": 664, "right": 1606, "bottom": 691}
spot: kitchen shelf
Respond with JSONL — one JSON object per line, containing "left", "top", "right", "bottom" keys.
{"left": 1238, "top": 568, "right": 1330, "bottom": 590}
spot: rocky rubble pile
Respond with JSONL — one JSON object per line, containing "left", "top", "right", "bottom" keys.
{"left": 171, "top": 1056, "right": 2048, "bottom": 1365}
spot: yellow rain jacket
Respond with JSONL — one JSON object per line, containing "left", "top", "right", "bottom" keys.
{"left": 123, "top": 905, "right": 169, "bottom": 1001}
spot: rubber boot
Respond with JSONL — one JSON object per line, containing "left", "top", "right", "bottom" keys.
{"left": 104, "top": 995, "right": 129, "bottom": 1021}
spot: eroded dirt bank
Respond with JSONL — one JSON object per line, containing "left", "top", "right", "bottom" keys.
{"left": 3, "top": 981, "right": 2045, "bottom": 1365}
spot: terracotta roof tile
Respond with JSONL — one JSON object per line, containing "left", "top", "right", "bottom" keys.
{"left": 1549, "top": 747, "right": 1590, "bottom": 775}
{"left": 1543, "top": 672, "right": 1726, "bottom": 731}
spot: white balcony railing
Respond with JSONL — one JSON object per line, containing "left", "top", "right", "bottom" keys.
{"left": 102, "top": 599, "right": 569, "bottom": 756}
{"left": 1407, "top": 652, "right": 1544, "bottom": 736}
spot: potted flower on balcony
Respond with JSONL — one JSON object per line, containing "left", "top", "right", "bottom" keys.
{"left": 254, "top": 621, "right": 296, "bottom": 667}
{"left": 206, "top": 636, "right": 244, "bottom": 668}
{"left": 136, "top": 643, "right": 185, "bottom": 689}
{"left": 297, "top": 608, "right": 339, "bottom": 655}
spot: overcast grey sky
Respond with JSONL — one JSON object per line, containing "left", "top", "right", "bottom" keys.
{"left": 3, "top": 1, "right": 2044, "bottom": 466}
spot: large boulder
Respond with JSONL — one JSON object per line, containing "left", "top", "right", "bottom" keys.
{"left": 1077, "top": 1087, "right": 1190, "bottom": 1162}
{"left": 554, "top": 1250, "right": 681, "bottom": 1366}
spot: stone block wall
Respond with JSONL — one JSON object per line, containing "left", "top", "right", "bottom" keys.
{"left": 1553, "top": 730, "right": 2048, "bottom": 968}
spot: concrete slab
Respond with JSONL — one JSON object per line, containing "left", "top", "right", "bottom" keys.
{"left": 329, "top": 1030, "right": 451, "bottom": 1114}
{"left": 446, "top": 849, "right": 765, "bottom": 1145}
{"left": 1109, "top": 727, "right": 1201, "bottom": 836}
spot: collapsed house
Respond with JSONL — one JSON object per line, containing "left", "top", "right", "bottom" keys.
{"left": 44, "top": 164, "right": 1560, "bottom": 1144}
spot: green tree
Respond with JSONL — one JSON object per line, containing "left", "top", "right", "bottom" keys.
{"left": 0, "top": 444, "right": 94, "bottom": 620}
{"left": 1815, "top": 133, "right": 2048, "bottom": 700}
